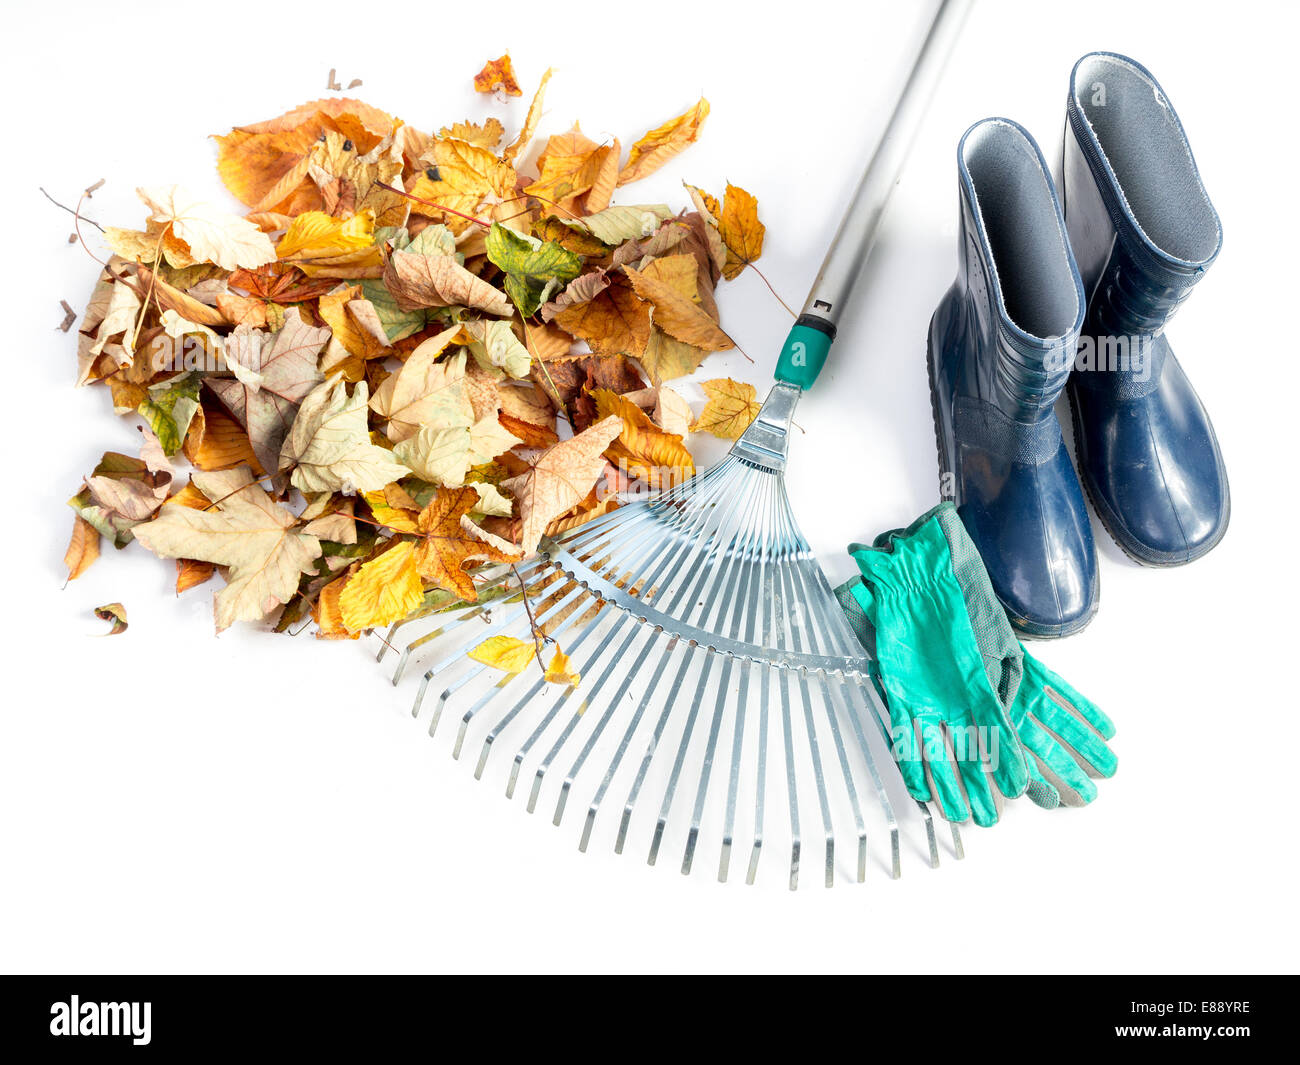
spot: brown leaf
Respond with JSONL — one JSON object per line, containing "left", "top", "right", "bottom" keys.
{"left": 383, "top": 250, "right": 514, "bottom": 316}
{"left": 501, "top": 416, "right": 624, "bottom": 556}
{"left": 64, "top": 515, "right": 101, "bottom": 582}
{"left": 412, "top": 487, "right": 519, "bottom": 600}
{"left": 624, "top": 262, "right": 732, "bottom": 352}
{"left": 553, "top": 276, "right": 651, "bottom": 357}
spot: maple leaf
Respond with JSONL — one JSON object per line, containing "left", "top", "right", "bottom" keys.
{"left": 405, "top": 138, "right": 517, "bottom": 232}
{"left": 695, "top": 378, "right": 761, "bottom": 439}
{"left": 64, "top": 515, "right": 101, "bottom": 582}
{"left": 208, "top": 307, "right": 330, "bottom": 474}
{"left": 137, "top": 185, "right": 276, "bottom": 271}
{"left": 473, "top": 55, "right": 522, "bottom": 96}
{"left": 338, "top": 541, "right": 425, "bottom": 631}
{"left": 591, "top": 389, "right": 694, "bottom": 486}
{"left": 553, "top": 276, "right": 651, "bottom": 357}
{"left": 383, "top": 249, "right": 513, "bottom": 317}
{"left": 368, "top": 336, "right": 473, "bottom": 442}
{"left": 501, "top": 416, "right": 623, "bottom": 556}
{"left": 412, "top": 487, "right": 518, "bottom": 600}
{"left": 393, "top": 413, "right": 521, "bottom": 487}
{"left": 484, "top": 223, "right": 583, "bottom": 317}
{"left": 618, "top": 98, "right": 710, "bottom": 186}
{"left": 132, "top": 467, "right": 322, "bottom": 631}
{"left": 279, "top": 376, "right": 410, "bottom": 493}
{"left": 469, "top": 634, "right": 537, "bottom": 674}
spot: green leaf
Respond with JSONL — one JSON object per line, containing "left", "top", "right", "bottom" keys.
{"left": 484, "top": 223, "right": 582, "bottom": 317}
{"left": 137, "top": 373, "right": 201, "bottom": 455}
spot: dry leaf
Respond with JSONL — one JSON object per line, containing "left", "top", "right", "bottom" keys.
{"left": 384, "top": 249, "right": 514, "bottom": 316}
{"left": 618, "top": 98, "right": 709, "bottom": 186}
{"left": 132, "top": 467, "right": 322, "bottom": 631}
{"left": 64, "top": 515, "right": 101, "bottom": 582}
{"left": 473, "top": 55, "right": 522, "bottom": 96}
{"left": 544, "top": 647, "right": 581, "bottom": 687}
{"left": 93, "top": 602, "right": 129, "bottom": 636}
{"left": 501, "top": 415, "right": 623, "bottom": 556}
{"left": 469, "top": 634, "right": 538, "bottom": 674}
{"left": 412, "top": 486, "right": 519, "bottom": 600}
{"left": 339, "top": 540, "right": 425, "bottom": 631}
{"left": 591, "top": 389, "right": 694, "bottom": 486}
{"left": 694, "top": 378, "right": 761, "bottom": 439}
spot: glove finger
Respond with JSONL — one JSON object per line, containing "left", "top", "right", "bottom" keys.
{"left": 1023, "top": 754, "right": 1062, "bottom": 810}
{"left": 1018, "top": 713, "right": 1099, "bottom": 806}
{"left": 918, "top": 719, "right": 970, "bottom": 824}
{"left": 1023, "top": 652, "right": 1116, "bottom": 739}
{"left": 1034, "top": 694, "right": 1119, "bottom": 779}
{"left": 889, "top": 709, "right": 932, "bottom": 804}
{"left": 952, "top": 686, "right": 1029, "bottom": 802}
{"left": 946, "top": 722, "right": 1001, "bottom": 827}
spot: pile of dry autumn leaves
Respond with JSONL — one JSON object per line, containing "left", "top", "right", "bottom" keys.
{"left": 64, "top": 56, "right": 766, "bottom": 678}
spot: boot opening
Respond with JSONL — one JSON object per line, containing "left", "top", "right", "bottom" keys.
{"left": 962, "top": 121, "right": 1079, "bottom": 341}
{"left": 1073, "top": 55, "right": 1220, "bottom": 265}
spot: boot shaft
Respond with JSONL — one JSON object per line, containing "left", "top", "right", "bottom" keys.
{"left": 951, "top": 119, "right": 1083, "bottom": 420}
{"left": 1063, "top": 53, "right": 1222, "bottom": 347}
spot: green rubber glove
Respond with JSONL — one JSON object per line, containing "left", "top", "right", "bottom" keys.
{"left": 838, "top": 503, "right": 1117, "bottom": 821}
{"left": 845, "top": 509, "right": 1030, "bottom": 826}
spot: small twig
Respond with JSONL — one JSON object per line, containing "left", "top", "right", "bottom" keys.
{"left": 84, "top": 178, "right": 105, "bottom": 198}
{"left": 375, "top": 181, "right": 491, "bottom": 229}
{"left": 57, "top": 301, "right": 76, "bottom": 332}
{"left": 511, "top": 562, "right": 550, "bottom": 676}
{"left": 41, "top": 187, "right": 104, "bottom": 232}
{"left": 743, "top": 262, "right": 797, "bottom": 318}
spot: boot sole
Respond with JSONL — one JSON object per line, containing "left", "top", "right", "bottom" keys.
{"left": 1066, "top": 386, "right": 1232, "bottom": 567}
{"left": 926, "top": 312, "right": 1098, "bottom": 641}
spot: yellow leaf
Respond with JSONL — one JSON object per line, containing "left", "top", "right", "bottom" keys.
{"left": 411, "top": 487, "right": 519, "bottom": 600}
{"left": 338, "top": 541, "right": 424, "bottom": 631}
{"left": 469, "top": 634, "right": 538, "bottom": 674}
{"left": 591, "top": 389, "right": 694, "bottom": 487}
{"left": 503, "top": 69, "right": 553, "bottom": 165}
{"left": 544, "top": 647, "right": 581, "bottom": 687}
{"left": 624, "top": 263, "right": 732, "bottom": 352}
{"left": 695, "top": 378, "right": 760, "bottom": 440}
{"left": 440, "top": 118, "right": 505, "bottom": 149}
{"left": 618, "top": 98, "right": 709, "bottom": 186}
{"left": 314, "top": 565, "right": 361, "bottom": 639}
{"left": 525, "top": 126, "right": 614, "bottom": 208}
{"left": 718, "top": 183, "right": 765, "bottom": 280}
{"left": 276, "top": 209, "right": 378, "bottom": 261}
{"left": 473, "top": 55, "right": 522, "bottom": 96}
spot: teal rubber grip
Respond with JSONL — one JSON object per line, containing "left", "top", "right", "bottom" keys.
{"left": 774, "top": 322, "right": 833, "bottom": 390}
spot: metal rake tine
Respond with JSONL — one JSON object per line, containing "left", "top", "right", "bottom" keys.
{"left": 546, "top": 621, "right": 659, "bottom": 827}
{"left": 746, "top": 551, "right": 777, "bottom": 886}
{"left": 411, "top": 578, "right": 589, "bottom": 721}
{"left": 523, "top": 613, "right": 638, "bottom": 815}
{"left": 389, "top": 558, "right": 549, "bottom": 683}
{"left": 616, "top": 642, "right": 694, "bottom": 856}
{"left": 838, "top": 679, "right": 901, "bottom": 879}
{"left": 647, "top": 648, "right": 712, "bottom": 868}
{"left": 678, "top": 468, "right": 772, "bottom": 877}
{"left": 408, "top": 576, "right": 585, "bottom": 716}
{"left": 785, "top": 561, "right": 872, "bottom": 884}
{"left": 578, "top": 633, "right": 677, "bottom": 853}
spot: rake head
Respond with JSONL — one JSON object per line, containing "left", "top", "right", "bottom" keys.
{"left": 376, "top": 382, "right": 962, "bottom": 888}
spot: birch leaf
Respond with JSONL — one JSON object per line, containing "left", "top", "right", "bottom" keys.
{"left": 338, "top": 541, "right": 424, "bottom": 631}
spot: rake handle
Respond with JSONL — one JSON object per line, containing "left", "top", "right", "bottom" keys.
{"left": 774, "top": 0, "right": 973, "bottom": 389}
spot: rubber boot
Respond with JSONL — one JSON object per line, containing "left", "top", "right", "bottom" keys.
{"left": 929, "top": 118, "right": 1097, "bottom": 639}
{"left": 1062, "top": 53, "right": 1229, "bottom": 565}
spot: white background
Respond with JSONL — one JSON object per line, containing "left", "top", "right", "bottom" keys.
{"left": 3, "top": 0, "right": 1297, "bottom": 974}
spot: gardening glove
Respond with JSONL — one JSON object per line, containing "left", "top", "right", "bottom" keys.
{"left": 841, "top": 506, "right": 1030, "bottom": 826}
{"left": 837, "top": 502, "right": 1116, "bottom": 822}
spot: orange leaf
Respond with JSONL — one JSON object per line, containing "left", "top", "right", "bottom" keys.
{"left": 618, "top": 98, "right": 709, "bottom": 186}
{"left": 64, "top": 515, "right": 100, "bottom": 582}
{"left": 412, "top": 487, "right": 519, "bottom": 600}
{"left": 473, "top": 55, "right": 522, "bottom": 96}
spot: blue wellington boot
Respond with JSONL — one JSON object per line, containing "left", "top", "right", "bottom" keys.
{"left": 1062, "top": 53, "right": 1229, "bottom": 565}
{"left": 929, "top": 118, "right": 1097, "bottom": 639}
